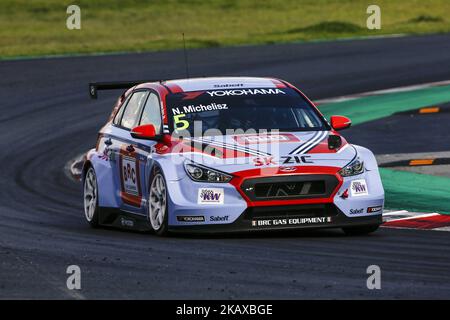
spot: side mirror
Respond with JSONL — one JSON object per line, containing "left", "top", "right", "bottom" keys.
{"left": 130, "top": 124, "right": 160, "bottom": 140}
{"left": 330, "top": 115, "right": 351, "bottom": 131}
{"left": 328, "top": 135, "right": 342, "bottom": 150}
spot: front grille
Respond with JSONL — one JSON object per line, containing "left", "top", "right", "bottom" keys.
{"left": 242, "top": 204, "right": 339, "bottom": 220}
{"left": 240, "top": 175, "right": 339, "bottom": 201}
{"left": 254, "top": 181, "right": 325, "bottom": 198}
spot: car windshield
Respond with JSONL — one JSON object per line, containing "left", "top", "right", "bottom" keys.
{"left": 166, "top": 87, "right": 329, "bottom": 136}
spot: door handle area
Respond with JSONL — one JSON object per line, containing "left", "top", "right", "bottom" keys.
{"left": 126, "top": 145, "right": 135, "bottom": 153}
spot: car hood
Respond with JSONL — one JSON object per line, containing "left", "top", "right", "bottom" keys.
{"left": 177, "top": 131, "right": 357, "bottom": 174}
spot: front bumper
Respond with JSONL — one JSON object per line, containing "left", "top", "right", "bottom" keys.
{"left": 166, "top": 166, "right": 384, "bottom": 234}
{"left": 169, "top": 204, "right": 382, "bottom": 234}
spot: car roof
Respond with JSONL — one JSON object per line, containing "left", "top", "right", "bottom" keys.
{"left": 155, "top": 76, "right": 288, "bottom": 93}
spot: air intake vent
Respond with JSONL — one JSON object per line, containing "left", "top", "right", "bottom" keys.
{"left": 241, "top": 175, "right": 339, "bottom": 201}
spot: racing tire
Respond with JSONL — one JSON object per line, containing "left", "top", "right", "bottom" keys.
{"left": 83, "top": 166, "right": 100, "bottom": 228}
{"left": 148, "top": 167, "right": 169, "bottom": 236}
{"left": 342, "top": 224, "right": 379, "bottom": 236}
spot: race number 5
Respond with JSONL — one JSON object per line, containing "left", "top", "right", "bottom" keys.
{"left": 173, "top": 114, "right": 189, "bottom": 131}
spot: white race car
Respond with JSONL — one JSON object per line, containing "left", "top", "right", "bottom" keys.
{"left": 82, "top": 77, "right": 384, "bottom": 236}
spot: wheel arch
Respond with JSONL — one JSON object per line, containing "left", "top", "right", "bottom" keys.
{"left": 83, "top": 149, "right": 120, "bottom": 208}
{"left": 81, "top": 159, "right": 93, "bottom": 182}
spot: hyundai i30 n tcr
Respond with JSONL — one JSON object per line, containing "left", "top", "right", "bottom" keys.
{"left": 82, "top": 77, "right": 384, "bottom": 236}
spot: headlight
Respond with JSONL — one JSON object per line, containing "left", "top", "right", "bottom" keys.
{"left": 339, "top": 159, "right": 365, "bottom": 177}
{"left": 184, "top": 161, "right": 233, "bottom": 183}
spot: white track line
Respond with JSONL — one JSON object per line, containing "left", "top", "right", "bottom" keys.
{"left": 433, "top": 226, "right": 450, "bottom": 232}
{"left": 315, "top": 80, "right": 450, "bottom": 104}
{"left": 383, "top": 210, "right": 409, "bottom": 216}
{"left": 384, "top": 213, "right": 439, "bottom": 222}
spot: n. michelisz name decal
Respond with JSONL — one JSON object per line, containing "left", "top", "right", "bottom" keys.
{"left": 172, "top": 103, "right": 228, "bottom": 115}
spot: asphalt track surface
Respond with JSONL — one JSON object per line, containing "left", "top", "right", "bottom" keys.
{"left": 1, "top": 35, "right": 450, "bottom": 299}
{"left": 347, "top": 102, "right": 450, "bottom": 155}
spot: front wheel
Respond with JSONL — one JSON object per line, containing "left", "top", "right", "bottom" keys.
{"left": 83, "top": 167, "right": 100, "bottom": 228}
{"left": 342, "top": 224, "right": 379, "bottom": 236}
{"left": 148, "top": 170, "right": 169, "bottom": 236}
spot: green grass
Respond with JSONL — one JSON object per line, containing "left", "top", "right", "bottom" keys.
{"left": 380, "top": 168, "right": 450, "bottom": 214}
{"left": 319, "top": 84, "right": 450, "bottom": 125}
{"left": 0, "top": 0, "right": 450, "bottom": 58}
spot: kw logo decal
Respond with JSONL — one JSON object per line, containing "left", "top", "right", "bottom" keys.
{"left": 198, "top": 188, "right": 224, "bottom": 205}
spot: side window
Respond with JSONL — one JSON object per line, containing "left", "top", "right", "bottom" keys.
{"left": 120, "top": 91, "right": 149, "bottom": 129}
{"left": 140, "top": 92, "right": 162, "bottom": 133}
{"left": 113, "top": 95, "right": 130, "bottom": 125}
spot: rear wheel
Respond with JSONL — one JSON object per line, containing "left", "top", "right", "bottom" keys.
{"left": 148, "top": 169, "right": 169, "bottom": 236}
{"left": 83, "top": 167, "right": 100, "bottom": 228}
{"left": 342, "top": 224, "right": 379, "bottom": 236}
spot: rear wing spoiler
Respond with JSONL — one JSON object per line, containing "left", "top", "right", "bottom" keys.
{"left": 89, "top": 80, "right": 162, "bottom": 99}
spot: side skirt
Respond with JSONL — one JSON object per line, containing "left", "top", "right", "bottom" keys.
{"left": 98, "top": 207, "right": 151, "bottom": 232}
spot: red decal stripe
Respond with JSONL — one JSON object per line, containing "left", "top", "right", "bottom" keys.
{"left": 383, "top": 214, "right": 450, "bottom": 229}
{"left": 165, "top": 83, "right": 184, "bottom": 93}
{"left": 271, "top": 79, "right": 287, "bottom": 88}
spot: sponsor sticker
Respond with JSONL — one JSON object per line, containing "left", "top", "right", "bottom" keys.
{"left": 98, "top": 146, "right": 112, "bottom": 161}
{"left": 367, "top": 206, "right": 383, "bottom": 213}
{"left": 177, "top": 216, "right": 205, "bottom": 222}
{"left": 281, "top": 155, "right": 313, "bottom": 164}
{"left": 210, "top": 215, "right": 229, "bottom": 222}
{"left": 252, "top": 216, "right": 332, "bottom": 227}
{"left": 350, "top": 179, "right": 369, "bottom": 197}
{"left": 213, "top": 83, "right": 244, "bottom": 88}
{"left": 197, "top": 188, "right": 224, "bottom": 205}
{"left": 120, "top": 217, "right": 134, "bottom": 227}
{"left": 253, "top": 156, "right": 277, "bottom": 167}
{"left": 121, "top": 156, "right": 139, "bottom": 196}
{"left": 206, "top": 88, "right": 286, "bottom": 97}
{"left": 349, "top": 208, "right": 364, "bottom": 214}
{"left": 234, "top": 133, "right": 299, "bottom": 145}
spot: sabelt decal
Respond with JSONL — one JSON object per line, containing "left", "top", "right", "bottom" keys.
{"left": 177, "top": 216, "right": 205, "bottom": 222}
{"left": 233, "top": 133, "right": 299, "bottom": 145}
{"left": 210, "top": 215, "right": 229, "bottom": 222}
{"left": 213, "top": 83, "right": 244, "bottom": 88}
{"left": 349, "top": 208, "right": 364, "bottom": 214}
{"left": 252, "top": 216, "right": 332, "bottom": 227}
{"left": 367, "top": 206, "right": 383, "bottom": 213}
{"left": 197, "top": 188, "right": 224, "bottom": 205}
{"left": 350, "top": 179, "right": 369, "bottom": 197}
